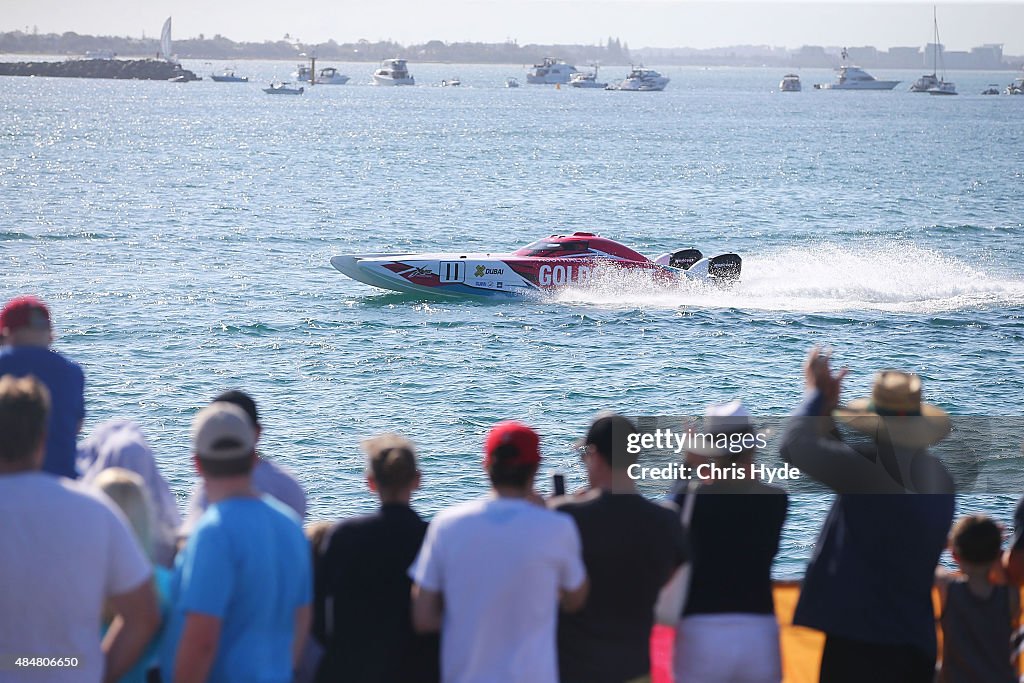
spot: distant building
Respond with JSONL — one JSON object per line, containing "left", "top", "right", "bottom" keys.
{"left": 886, "top": 46, "right": 922, "bottom": 68}
{"left": 847, "top": 46, "right": 879, "bottom": 67}
{"left": 971, "top": 44, "right": 1004, "bottom": 69}
{"left": 793, "top": 45, "right": 830, "bottom": 67}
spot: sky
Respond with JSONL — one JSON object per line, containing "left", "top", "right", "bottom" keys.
{"left": 4, "top": 1, "right": 1024, "bottom": 54}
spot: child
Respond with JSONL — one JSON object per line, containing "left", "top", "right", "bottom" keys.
{"left": 938, "top": 514, "right": 1018, "bottom": 683}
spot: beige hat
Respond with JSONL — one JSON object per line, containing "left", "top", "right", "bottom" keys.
{"left": 833, "top": 371, "right": 950, "bottom": 448}
{"left": 192, "top": 401, "right": 256, "bottom": 460}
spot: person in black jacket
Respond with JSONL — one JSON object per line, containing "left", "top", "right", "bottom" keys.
{"left": 313, "top": 434, "right": 438, "bottom": 683}
{"left": 780, "top": 348, "right": 955, "bottom": 683}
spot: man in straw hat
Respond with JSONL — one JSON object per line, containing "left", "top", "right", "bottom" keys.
{"left": 780, "top": 347, "right": 954, "bottom": 683}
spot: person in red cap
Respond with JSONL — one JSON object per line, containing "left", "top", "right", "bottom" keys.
{"left": 0, "top": 295, "right": 84, "bottom": 478}
{"left": 410, "top": 420, "right": 589, "bottom": 683}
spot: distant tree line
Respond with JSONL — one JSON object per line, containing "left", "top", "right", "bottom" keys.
{"left": 0, "top": 30, "right": 633, "bottom": 65}
{"left": 1, "top": 30, "right": 1018, "bottom": 69}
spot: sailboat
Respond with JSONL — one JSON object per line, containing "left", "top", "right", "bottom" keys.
{"left": 911, "top": 7, "right": 956, "bottom": 95}
{"left": 158, "top": 17, "right": 178, "bottom": 64}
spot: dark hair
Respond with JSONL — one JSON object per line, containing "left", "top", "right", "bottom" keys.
{"left": 197, "top": 453, "right": 255, "bottom": 478}
{"left": 0, "top": 374, "right": 50, "bottom": 463}
{"left": 585, "top": 413, "right": 639, "bottom": 468}
{"left": 363, "top": 434, "right": 419, "bottom": 492}
{"left": 951, "top": 515, "right": 1002, "bottom": 565}
{"left": 214, "top": 390, "right": 259, "bottom": 427}
{"left": 487, "top": 446, "right": 537, "bottom": 488}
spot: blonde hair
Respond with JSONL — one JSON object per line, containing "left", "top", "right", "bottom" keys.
{"left": 94, "top": 467, "right": 155, "bottom": 562}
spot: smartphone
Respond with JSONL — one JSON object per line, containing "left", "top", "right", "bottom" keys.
{"left": 552, "top": 472, "right": 566, "bottom": 497}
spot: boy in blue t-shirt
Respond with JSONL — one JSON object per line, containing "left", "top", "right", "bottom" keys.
{"left": 162, "top": 401, "right": 311, "bottom": 683}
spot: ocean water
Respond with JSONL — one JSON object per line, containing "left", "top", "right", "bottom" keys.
{"left": 3, "top": 60, "right": 1024, "bottom": 576}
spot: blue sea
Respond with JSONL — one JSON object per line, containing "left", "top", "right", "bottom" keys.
{"left": 3, "top": 59, "right": 1024, "bottom": 576}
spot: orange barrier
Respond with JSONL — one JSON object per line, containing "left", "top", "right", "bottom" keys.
{"left": 651, "top": 582, "right": 1022, "bottom": 683}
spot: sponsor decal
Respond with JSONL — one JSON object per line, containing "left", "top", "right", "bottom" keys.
{"left": 474, "top": 265, "right": 505, "bottom": 277}
{"left": 537, "top": 264, "right": 592, "bottom": 287}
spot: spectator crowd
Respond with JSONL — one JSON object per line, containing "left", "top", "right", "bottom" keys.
{"left": 2, "top": 294, "right": 1021, "bottom": 683}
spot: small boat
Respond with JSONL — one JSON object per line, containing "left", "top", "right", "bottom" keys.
{"left": 1005, "top": 73, "right": 1024, "bottom": 95}
{"left": 441, "top": 77, "right": 461, "bottom": 87}
{"left": 330, "top": 232, "right": 742, "bottom": 299}
{"left": 927, "top": 81, "right": 957, "bottom": 96}
{"left": 607, "top": 66, "right": 670, "bottom": 92}
{"left": 373, "top": 58, "right": 415, "bottom": 86}
{"left": 981, "top": 84, "right": 1000, "bottom": 95}
{"left": 316, "top": 67, "right": 350, "bottom": 85}
{"left": 505, "top": 77, "right": 520, "bottom": 88}
{"left": 210, "top": 68, "right": 248, "bottom": 83}
{"left": 814, "top": 49, "right": 899, "bottom": 90}
{"left": 526, "top": 57, "right": 578, "bottom": 84}
{"left": 915, "top": 7, "right": 956, "bottom": 95}
{"left": 263, "top": 81, "right": 304, "bottom": 95}
{"left": 293, "top": 64, "right": 312, "bottom": 81}
{"left": 569, "top": 65, "right": 607, "bottom": 89}
{"left": 779, "top": 74, "right": 801, "bottom": 92}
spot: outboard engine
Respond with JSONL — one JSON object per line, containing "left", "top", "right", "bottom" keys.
{"left": 668, "top": 249, "right": 704, "bottom": 270}
{"left": 708, "top": 254, "right": 742, "bottom": 283}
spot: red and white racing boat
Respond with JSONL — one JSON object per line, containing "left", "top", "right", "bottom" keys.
{"left": 330, "top": 232, "right": 741, "bottom": 299}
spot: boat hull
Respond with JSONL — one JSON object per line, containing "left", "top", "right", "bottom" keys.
{"left": 373, "top": 75, "right": 415, "bottom": 86}
{"left": 330, "top": 253, "right": 724, "bottom": 299}
{"left": 815, "top": 81, "right": 900, "bottom": 90}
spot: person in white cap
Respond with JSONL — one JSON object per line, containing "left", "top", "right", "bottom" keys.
{"left": 161, "top": 401, "right": 312, "bottom": 683}
{"left": 780, "top": 347, "right": 954, "bottom": 683}
{"left": 670, "top": 400, "right": 788, "bottom": 683}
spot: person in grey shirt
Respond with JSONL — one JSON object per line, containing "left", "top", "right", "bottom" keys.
{"left": 180, "top": 390, "right": 306, "bottom": 537}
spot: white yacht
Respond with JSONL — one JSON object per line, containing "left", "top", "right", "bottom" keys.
{"left": 779, "top": 74, "right": 801, "bottom": 92}
{"left": 608, "top": 66, "right": 670, "bottom": 91}
{"left": 316, "top": 67, "right": 350, "bottom": 85}
{"left": 293, "top": 64, "right": 312, "bottom": 82}
{"left": 440, "top": 77, "right": 461, "bottom": 87}
{"left": 913, "top": 8, "right": 956, "bottom": 95}
{"left": 569, "top": 65, "right": 607, "bottom": 89}
{"left": 814, "top": 50, "right": 899, "bottom": 90}
{"left": 910, "top": 73, "right": 940, "bottom": 93}
{"left": 373, "top": 58, "right": 415, "bottom": 86}
{"left": 526, "top": 57, "right": 577, "bottom": 84}
{"left": 505, "top": 77, "right": 520, "bottom": 88}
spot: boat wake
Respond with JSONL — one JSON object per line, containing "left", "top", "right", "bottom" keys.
{"left": 554, "top": 243, "right": 1024, "bottom": 313}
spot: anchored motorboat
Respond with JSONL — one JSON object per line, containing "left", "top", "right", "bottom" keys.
{"left": 210, "top": 68, "right": 248, "bottom": 83}
{"left": 607, "top": 66, "right": 670, "bottom": 91}
{"left": 779, "top": 74, "right": 801, "bottom": 92}
{"left": 373, "top": 58, "right": 415, "bottom": 86}
{"left": 526, "top": 57, "right": 578, "bottom": 84}
{"left": 263, "top": 81, "right": 304, "bottom": 95}
{"left": 569, "top": 65, "right": 607, "bottom": 89}
{"left": 814, "top": 49, "right": 899, "bottom": 90}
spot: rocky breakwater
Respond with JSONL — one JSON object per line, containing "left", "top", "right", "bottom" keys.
{"left": 0, "top": 58, "right": 200, "bottom": 81}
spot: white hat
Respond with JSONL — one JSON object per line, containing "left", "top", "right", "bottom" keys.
{"left": 685, "top": 400, "right": 758, "bottom": 457}
{"left": 191, "top": 402, "right": 256, "bottom": 460}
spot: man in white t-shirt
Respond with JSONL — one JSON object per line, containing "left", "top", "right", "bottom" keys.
{"left": 0, "top": 374, "right": 159, "bottom": 683}
{"left": 410, "top": 421, "right": 589, "bottom": 683}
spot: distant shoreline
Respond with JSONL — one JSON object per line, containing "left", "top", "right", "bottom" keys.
{"left": 1, "top": 30, "right": 1021, "bottom": 70}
